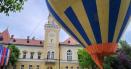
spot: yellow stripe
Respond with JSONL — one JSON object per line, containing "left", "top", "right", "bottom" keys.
{"left": 71, "top": 0, "right": 96, "bottom": 44}
{"left": 48, "top": 0, "right": 88, "bottom": 46}
{"left": 113, "top": 0, "right": 130, "bottom": 42}
{"left": 96, "top": 0, "right": 109, "bottom": 43}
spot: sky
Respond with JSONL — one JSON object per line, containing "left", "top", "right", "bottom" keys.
{"left": 0, "top": 0, "right": 131, "bottom": 43}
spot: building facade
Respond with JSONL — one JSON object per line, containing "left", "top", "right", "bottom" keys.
{"left": 0, "top": 16, "right": 82, "bottom": 69}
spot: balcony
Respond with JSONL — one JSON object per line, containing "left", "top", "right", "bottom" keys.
{"left": 45, "top": 59, "right": 57, "bottom": 64}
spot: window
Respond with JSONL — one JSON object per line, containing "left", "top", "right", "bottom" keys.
{"left": 71, "top": 66, "right": 73, "bottom": 69}
{"left": 67, "top": 50, "right": 72, "bottom": 61}
{"left": 65, "top": 66, "right": 68, "bottom": 69}
{"left": 77, "top": 67, "right": 79, "bottom": 69}
{"left": 21, "top": 65, "right": 24, "bottom": 69}
{"left": 51, "top": 39, "right": 53, "bottom": 43}
{"left": 23, "top": 52, "right": 26, "bottom": 59}
{"left": 13, "top": 39, "right": 16, "bottom": 42}
{"left": 51, "top": 52, "right": 54, "bottom": 59}
{"left": 36, "top": 65, "right": 39, "bottom": 69}
{"left": 29, "top": 65, "right": 33, "bottom": 69}
{"left": 47, "top": 67, "right": 52, "bottom": 69}
{"left": 50, "top": 67, "right": 53, "bottom": 69}
{"left": 30, "top": 52, "right": 34, "bottom": 59}
{"left": 47, "top": 51, "right": 54, "bottom": 59}
{"left": 13, "top": 65, "right": 16, "bottom": 69}
{"left": 38, "top": 52, "right": 41, "bottom": 59}
{"left": 47, "top": 51, "right": 50, "bottom": 59}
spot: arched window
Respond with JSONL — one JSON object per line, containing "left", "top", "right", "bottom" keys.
{"left": 47, "top": 51, "right": 50, "bottom": 59}
{"left": 51, "top": 52, "right": 54, "bottom": 59}
{"left": 47, "top": 51, "right": 54, "bottom": 59}
{"left": 65, "top": 66, "right": 68, "bottom": 69}
{"left": 67, "top": 50, "right": 72, "bottom": 61}
{"left": 77, "top": 67, "right": 79, "bottom": 69}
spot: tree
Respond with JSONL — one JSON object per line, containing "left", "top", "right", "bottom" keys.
{"left": 119, "top": 40, "right": 131, "bottom": 59}
{"left": 7, "top": 44, "right": 20, "bottom": 67}
{"left": 77, "top": 49, "right": 97, "bottom": 69}
{"left": 0, "top": 0, "right": 26, "bottom": 15}
{"left": 77, "top": 41, "right": 131, "bottom": 69}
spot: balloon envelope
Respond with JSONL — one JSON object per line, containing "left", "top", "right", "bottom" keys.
{"left": 46, "top": 0, "right": 131, "bottom": 69}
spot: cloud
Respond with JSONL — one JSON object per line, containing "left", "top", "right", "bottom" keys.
{"left": 0, "top": 0, "right": 49, "bottom": 40}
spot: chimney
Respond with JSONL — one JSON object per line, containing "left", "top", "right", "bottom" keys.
{"left": 32, "top": 37, "right": 35, "bottom": 40}
{"left": 11, "top": 35, "right": 14, "bottom": 39}
{"left": 27, "top": 36, "right": 30, "bottom": 43}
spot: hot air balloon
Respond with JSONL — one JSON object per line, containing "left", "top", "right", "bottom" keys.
{"left": 46, "top": 0, "right": 131, "bottom": 69}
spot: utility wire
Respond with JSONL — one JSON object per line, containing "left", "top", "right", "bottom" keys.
{"left": 29, "top": 18, "right": 47, "bottom": 38}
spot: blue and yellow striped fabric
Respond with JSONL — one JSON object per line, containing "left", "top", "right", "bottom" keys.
{"left": 46, "top": 0, "right": 131, "bottom": 48}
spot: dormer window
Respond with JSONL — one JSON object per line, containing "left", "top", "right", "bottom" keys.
{"left": 27, "top": 40, "right": 29, "bottom": 43}
{"left": 68, "top": 41, "right": 70, "bottom": 43}
{"left": 40, "top": 41, "right": 42, "bottom": 44}
{"left": 13, "top": 39, "right": 16, "bottom": 42}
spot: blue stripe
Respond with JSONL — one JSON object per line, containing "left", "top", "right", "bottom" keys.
{"left": 0, "top": 46, "right": 3, "bottom": 63}
{"left": 82, "top": 0, "right": 102, "bottom": 44}
{"left": 46, "top": 0, "right": 86, "bottom": 47}
{"left": 65, "top": 7, "right": 91, "bottom": 45}
{"left": 108, "top": 0, "right": 121, "bottom": 42}
{"left": 117, "top": 4, "right": 131, "bottom": 42}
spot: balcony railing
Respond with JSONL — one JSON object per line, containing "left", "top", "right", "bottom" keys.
{"left": 44, "top": 58, "right": 57, "bottom": 63}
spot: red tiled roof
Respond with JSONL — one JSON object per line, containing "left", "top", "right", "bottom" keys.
{"left": 0, "top": 29, "right": 43, "bottom": 46}
{"left": 11, "top": 39, "right": 43, "bottom": 46}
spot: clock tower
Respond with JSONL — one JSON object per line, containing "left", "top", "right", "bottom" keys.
{"left": 43, "top": 15, "right": 60, "bottom": 69}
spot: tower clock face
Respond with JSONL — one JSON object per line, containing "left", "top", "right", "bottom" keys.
{"left": 48, "top": 32, "right": 56, "bottom": 37}
{"left": 48, "top": 31, "right": 56, "bottom": 43}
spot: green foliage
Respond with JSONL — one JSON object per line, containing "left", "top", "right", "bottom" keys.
{"left": 0, "top": 0, "right": 26, "bottom": 15}
{"left": 119, "top": 40, "right": 131, "bottom": 59}
{"left": 77, "top": 49, "right": 97, "bottom": 69}
{"left": 7, "top": 44, "right": 20, "bottom": 66}
{"left": 77, "top": 40, "right": 131, "bottom": 69}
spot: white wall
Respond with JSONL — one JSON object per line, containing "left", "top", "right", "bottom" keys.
{"left": 60, "top": 45, "right": 82, "bottom": 61}
{"left": 16, "top": 45, "right": 44, "bottom": 59}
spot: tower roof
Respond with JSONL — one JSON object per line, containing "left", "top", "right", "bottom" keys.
{"left": 60, "top": 37, "right": 79, "bottom": 45}
{"left": 0, "top": 28, "right": 10, "bottom": 44}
